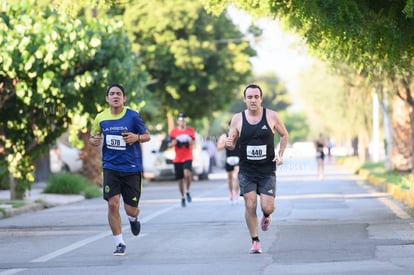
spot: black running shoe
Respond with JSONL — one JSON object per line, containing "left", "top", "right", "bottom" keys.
{"left": 113, "top": 243, "right": 126, "bottom": 256}
{"left": 129, "top": 218, "right": 141, "bottom": 236}
{"left": 186, "top": 192, "right": 192, "bottom": 203}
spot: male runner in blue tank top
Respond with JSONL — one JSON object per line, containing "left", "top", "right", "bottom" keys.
{"left": 89, "top": 84, "right": 150, "bottom": 256}
{"left": 225, "top": 84, "right": 289, "bottom": 254}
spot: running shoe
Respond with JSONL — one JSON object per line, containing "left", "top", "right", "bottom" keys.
{"left": 181, "top": 198, "right": 186, "bottom": 207}
{"left": 232, "top": 191, "right": 239, "bottom": 203}
{"left": 249, "top": 241, "right": 262, "bottom": 254}
{"left": 129, "top": 218, "right": 141, "bottom": 236}
{"left": 186, "top": 192, "right": 192, "bottom": 203}
{"left": 113, "top": 243, "right": 126, "bottom": 256}
{"left": 261, "top": 216, "right": 272, "bottom": 231}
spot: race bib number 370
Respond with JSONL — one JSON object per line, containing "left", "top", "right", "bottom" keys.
{"left": 106, "top": 135, "right": 126, "bottom": 150}
{"left": 246, "top": 145, "right": 267, "bottom": 160}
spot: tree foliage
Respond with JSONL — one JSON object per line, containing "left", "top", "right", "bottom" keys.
{"left": 205, "top": 0, "right": 414, "bottom": 170}
{"left": 120, "top": 0, "right": 257, "bottom": 121}
{"left": 206, "top": 1, "right": 414, "bottom": 76}
{"left": 0, "top": 0, "right": 146, "bottom": 197}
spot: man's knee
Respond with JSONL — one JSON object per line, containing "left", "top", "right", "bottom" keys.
{"left": 260, "top": 196, "right": 275, "bottom": 214}
{"left": 108, "top": 196, "right": 120, "bottom": 211}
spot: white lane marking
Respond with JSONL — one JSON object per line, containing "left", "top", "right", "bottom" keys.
{"left": 30, "top": 207, "right": 183, "bottom": 263}
{"left": 31, "top": 230, "right": 113, "bottom": 263}
{"left": 378, "top": 197, "right": 412, "bottom": 220}
{"left": 0, "top": 269, "right": 26, "bottom": 275}
{"left": 0, "top": 204, "right": 182, "bottom": 275}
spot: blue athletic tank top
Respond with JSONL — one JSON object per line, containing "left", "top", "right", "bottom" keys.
{"left": 239, "top": 108, "right": 275, "bottom": 175}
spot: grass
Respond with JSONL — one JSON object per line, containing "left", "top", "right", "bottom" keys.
{"left": 0, "top": 200, "right": 26, "bottom": 208}
{"left": 360, "top": 161, "right": 413, "bottom": 190}
{"left": 0, "top": 200, "right": 27, "bottom": 216}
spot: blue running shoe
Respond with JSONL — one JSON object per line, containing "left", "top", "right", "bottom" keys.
{"left": 113, "top": 243, "right": 126, "bottom": 256}
{"left": 129, "top": 218, "right": 141, "bottom": 236}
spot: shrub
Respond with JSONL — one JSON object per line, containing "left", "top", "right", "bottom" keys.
{"left": 45, "top": 173, "right": 90, "bottom": 195}
{"left": 84, "top": 185, "right": 102, "bottom": 199}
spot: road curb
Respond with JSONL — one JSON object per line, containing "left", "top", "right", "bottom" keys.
{"left": 359, "top": 168, "right": 414, "bottom": 212}
{"left": 0, "top": 202, "right": 48, "bottom": 219}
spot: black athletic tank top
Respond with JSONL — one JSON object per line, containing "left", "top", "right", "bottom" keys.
{"left": 239, "top": 108, "right": 275, "bottom": 174}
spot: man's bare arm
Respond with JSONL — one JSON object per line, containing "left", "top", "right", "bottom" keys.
{"left": 225, "top": 114, "right": 240, "bottom": 150}
{"left": 273, "top": 112, "right": 289, "bottom": 165}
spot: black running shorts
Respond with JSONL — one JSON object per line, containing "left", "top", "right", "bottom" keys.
{"left": 103, "top": 169, "right": 142, "bottom": 207}
{"left": 174, "top": 160, "right": 192, "bottom": 180}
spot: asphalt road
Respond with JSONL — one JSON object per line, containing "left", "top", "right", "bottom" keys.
{"left": 1, "top": 155, "right": 414, "bottom": 275}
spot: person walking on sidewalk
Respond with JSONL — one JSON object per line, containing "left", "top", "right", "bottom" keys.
{"left": 217, "top": 124, "right": 240, "bottom": 203}
{"left": 169, "top": 113, "right": 195, "bottom": 207}
{"left": 225, "top": 84, "right": 289, "bottom": 254}
{"left": 89, "top": 83, "right": 150, "bottom": 256}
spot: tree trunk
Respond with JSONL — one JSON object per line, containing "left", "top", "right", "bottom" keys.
{"left": 378, "top": 88, "right": 393, "bottom": 169}
{"left": 357, "top": 131, "right": 369, "bottom": 163}
{"left": 391, "top": 92, "right": 413, "bottom": 172}
{"left": 79, "top": 131, "right": 103, "bottom": 186}
{"left": 9, "top": 174, "right": 16, "bottom": 200}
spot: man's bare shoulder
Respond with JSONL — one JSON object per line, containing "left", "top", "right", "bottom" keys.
{"left": 265, "top": 108, "right": 285, "bottom": 130}
{"left": 265, "top": 108, "right": 280, "bottom": 120}
{"left": 231, "top": 112, "right": 243, "bottom": 120}
{"left": 231, "top": 112, "right": 243, "bottom": 128}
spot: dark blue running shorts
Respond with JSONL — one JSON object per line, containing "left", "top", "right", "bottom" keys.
{"left": 238, "top": 172, "right": 276, "bottom": 197}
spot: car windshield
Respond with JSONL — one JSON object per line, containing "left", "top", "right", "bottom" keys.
{"left": 159, "top": 138, "right": 170, "bottom": 152}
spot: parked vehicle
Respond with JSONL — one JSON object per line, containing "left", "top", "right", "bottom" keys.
{"left": 49, "top": 143, "right": 83, "bottom": 173}
{"left": 142, "top": 134, "right": 209, "bottom": 181}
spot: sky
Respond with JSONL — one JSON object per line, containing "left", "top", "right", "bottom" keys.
{"left": 227, "top": 8, "right": 315, "bottom": 93}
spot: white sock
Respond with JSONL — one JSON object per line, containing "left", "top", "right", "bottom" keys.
{"left": 128, "top": 215, "right": 138, "bottom": 222}
{"left": 114, "top": 234, "right": 124, "bottom": 245}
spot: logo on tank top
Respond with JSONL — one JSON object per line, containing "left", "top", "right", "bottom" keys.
{"left": 261, "top": 125, "right": 268, "bottom": 130}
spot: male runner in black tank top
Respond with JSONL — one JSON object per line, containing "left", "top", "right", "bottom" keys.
{"left": 225, "top": 84, "right": 289, "bottom": 254}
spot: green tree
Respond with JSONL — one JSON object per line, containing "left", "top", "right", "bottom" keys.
{"left": 205, "top": 0, "right": 414, "bottom": 171}
{"left": 282, "top": 111, "right": 309, "bottom": 143}
{"left": 296, "top": 61, "right": 374, "bottom": 159}
{"left": 120, "top": 0, "right": 257, "bottom": 127}
{"left": 0, "top": 1, "right": 147, "bottom": 198}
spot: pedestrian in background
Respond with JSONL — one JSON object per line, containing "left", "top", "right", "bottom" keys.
{"left": 315, "top": 133, "right": 327, "bottom": 179}
{"left": 169, "top": 113, "right": 195, "bottom": 207}
{"left": 217, "top": 123, "right": 240, "bottom": 203}
{"left": 225, "top": 84, "right": 289, "bottom": 254}
{"left": 204, "top": 137, "right": 217, "bottom": 173}
{"left": 89, "top": 83, "right": 150, "bottom": 256}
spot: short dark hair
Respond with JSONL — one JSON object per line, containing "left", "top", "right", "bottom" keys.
{"left": 243, "top": 84, "right": 262, "bottom": 98}
{"left": 177, "top": 113, "right": 186, "bottom": 120}
{"left": 106, "top": 83, "right": 125, "bottom": 96}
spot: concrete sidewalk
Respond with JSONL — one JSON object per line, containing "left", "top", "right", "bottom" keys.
{"left": 0, "top": 182, "right": 85, "bottom": 219}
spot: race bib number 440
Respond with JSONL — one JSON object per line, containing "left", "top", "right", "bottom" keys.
{"left": 246, "top": 145, "right": 267, "bottom": 160}
{"left": 106, "top": 135, "right": 126, "bottom": 150}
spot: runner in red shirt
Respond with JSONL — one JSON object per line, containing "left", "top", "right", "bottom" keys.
{"left": 169, "top": 113, "right": 195, "bottom": 207}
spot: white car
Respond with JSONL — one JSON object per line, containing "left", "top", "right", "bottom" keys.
{"left": 142, "top": 134, "right": 210, "bottom": 181}
{"left": 49, "top": 143, "right": 83, "bottom": 173}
